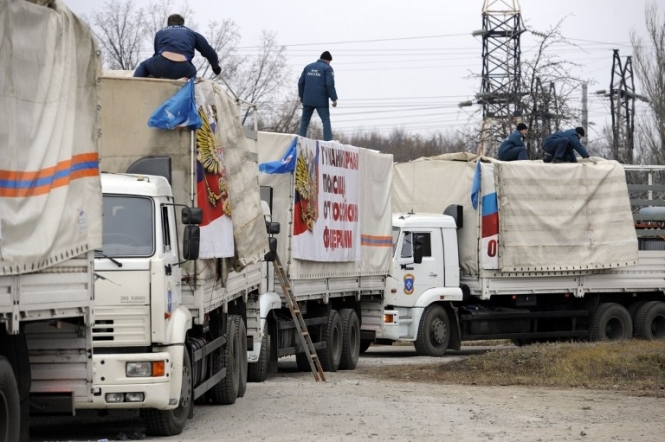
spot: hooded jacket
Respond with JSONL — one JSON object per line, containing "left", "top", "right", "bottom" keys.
{"left": 298, "top": 59, "right": 338, "bottom": 108}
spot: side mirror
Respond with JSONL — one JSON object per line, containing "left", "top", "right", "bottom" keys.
{"left": 183, "top": 225, "right": 200, "bottom": 260}
{"left": 182, "top": 207, "right": 203, "bottom": 225}
{"left": 264, "top": 237, "right": 277, "bottom": 262}
{"left": 267, "top": 221, "right": 280, "bottom": 235}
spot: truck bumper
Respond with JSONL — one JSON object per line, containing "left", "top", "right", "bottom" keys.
{"left": 75, "top": 351, "right": 176, "bottom": 410}
{"left": 376, "top": 307, "right": 424, "bottom": 342}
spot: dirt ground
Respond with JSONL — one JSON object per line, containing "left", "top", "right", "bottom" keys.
{"left": 31, "top": 345, "right": 665, "bottom": 442}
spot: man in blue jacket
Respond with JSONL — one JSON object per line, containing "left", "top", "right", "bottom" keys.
{"left": 498, "top": 123, "right": 529, "bottom": 161}
{"left": 133, "top": 14, "right": 221, "bottom": 79}
{"left": 542, "top": 127, "right": 590, "bottom": 163}
{"left": 298, "top": 51, "right": 338, "bottom": 141}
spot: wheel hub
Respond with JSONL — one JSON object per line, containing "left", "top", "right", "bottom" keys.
{"left": 430, "top": 318, "right": 446, "bottom": 344}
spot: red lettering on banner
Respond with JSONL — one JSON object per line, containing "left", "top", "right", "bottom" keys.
{"left": 323, "top": 227, "right": 353, "bottom": 249}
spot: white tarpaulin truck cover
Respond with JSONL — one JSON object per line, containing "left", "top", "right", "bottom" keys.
{"left": 257, "top": 132, "right": 393, "bottom": 280}
{"left": 97, "top": 76, "right": 268, "bottom": 271}
{"left": 393, "top": 154, "right": 638, "bottom": 276}
{"left": 0, "top": 0, "right": 103, "bottom": 275}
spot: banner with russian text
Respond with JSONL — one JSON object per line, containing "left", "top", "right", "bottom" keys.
{"left": 293, "top": 139, "right": 360, "bottom": 262}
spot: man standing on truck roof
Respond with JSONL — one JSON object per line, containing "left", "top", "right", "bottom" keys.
{"left": 298, "top": 51, "right": 338, "bottom": 141}
{"left": 498, "top": 123, "right": 529, "bottom": 161}
{"left": 542, "top": 127, "right": 590, "bottom": 163}
{"left": 133, "top": 14, "right": 221, "bottom": 80}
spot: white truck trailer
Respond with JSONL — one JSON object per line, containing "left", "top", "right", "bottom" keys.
{"left": 250, "top": 132, "right": 394, "bottom": 378}
{"left": 74, "top": 76, "right": 270, "bottom": 436}
{"left": 365, "top": 154, "right": 665, "bottom": 355}
{"left": 0, "top": 1, "right": 101, "bottom": 441}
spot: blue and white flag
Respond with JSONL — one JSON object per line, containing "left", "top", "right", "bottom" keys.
{"left": 148, "top": 79, "right": 202, "bottom": 130}
{"left": 471, "top": 160, "right": 481, "bottom": 210}
{"left": 258, "top": 138, "right": 297, "bottom": 174}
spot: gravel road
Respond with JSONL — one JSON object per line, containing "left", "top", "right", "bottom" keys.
{"left": 31, "top": 345, "right": 665, "bottom": 442}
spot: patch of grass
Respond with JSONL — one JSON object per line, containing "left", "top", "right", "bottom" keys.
{"left": 365, "top": 340, "right": 665, "bottom": 397}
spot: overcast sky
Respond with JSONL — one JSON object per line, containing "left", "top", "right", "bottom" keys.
{"left": 65, "top": 0, "right": 656, "bottom": 140}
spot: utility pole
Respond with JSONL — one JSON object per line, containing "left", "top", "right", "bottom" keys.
{"left": 581, "top": 82, "right": 588, "bottom": 144}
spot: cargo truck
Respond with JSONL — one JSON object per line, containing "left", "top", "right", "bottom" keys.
{"left": 73, "top": 75, "right": 270, "bottom": 436}
{"left": 363, "top": 154, "right": 665, "bottom": 355}
{"left": 247, "top": 132, "right": 394, "bottom": 379}
{"left": 0, "top": 2, "right": 101, "bottom": 441}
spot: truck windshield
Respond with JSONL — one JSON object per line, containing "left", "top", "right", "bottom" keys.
{"left": 101, "top": 195, "right": 155, "bottom": 257}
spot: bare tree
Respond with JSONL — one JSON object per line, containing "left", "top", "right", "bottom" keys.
{"left": 191, "top": 20, "right": 243, "bottom": 80}
{"left": 86, "top": 0, "right": 147, "bottom": 70}
{"left": 519, "top": 19, "right": 586, "bottom": 159}
{"left": 229, "top": 31, "right": 290, "bottom": 125}
{"left": 631, "top": 1, "right": 665, "bottom": 164}
{"left": 145, "top": 0, "right": 194, "bottom": 37}
{"left": 257, "top": 93, "right": 301, "bottom": 134}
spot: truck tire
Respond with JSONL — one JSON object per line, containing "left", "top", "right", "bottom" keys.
{"left": 235, "top": 316, "right": 248, "bottom": 398}
{"left": 359, "top": 340, "right": 371, "bottom": 354}
{"left": 415, "top": 304, "right": 450, "bottom": 357}
{"left": 0, "top": 356, "right": 20, "bottom": 442}
{"left": 248, "top": 324, "right": 269, "bottom": 382}
{"left": 143, "top": 349, "right": 192, "bottom": 436}
{"left": 0, "top": 330, "right": 30, "bottom": 442}
{"left": 338, "top": 309, "right": 360, "bottom": 370}
{"left": 589, "top": 303, "right": 632, "bottom": 341}
{"left": 634, "top": 301, "right": 665, "bottom": 340}
{"left": 210, "top": 314, "right": 239, "bottom": 405}
{"left": 318, "top": 310, "right": 343, "bottom": 372}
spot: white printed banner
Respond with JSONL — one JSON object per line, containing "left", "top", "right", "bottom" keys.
{"left": 293, "top": 139, "right": 360, "bottom": 262}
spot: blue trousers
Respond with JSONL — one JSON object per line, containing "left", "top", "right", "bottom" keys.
{"left": 543, "top": 138, "right": 577, "bottom": 163}
{"left": 133, "top": 55, "right": 196, "bottom": 79}
{"left": 498, "top": 145, "right": 528, "bottom": 161}
{"left": 299, "top": 105, "right": 332, "bottom": 141}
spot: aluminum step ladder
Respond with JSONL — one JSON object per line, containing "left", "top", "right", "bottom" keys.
{"left": 273, "top": 253, "right": 326, "bottom": 382}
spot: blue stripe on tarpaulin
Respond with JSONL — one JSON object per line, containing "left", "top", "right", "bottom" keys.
{"left": 481, "top": 193, "right": 497, "bottom": 216}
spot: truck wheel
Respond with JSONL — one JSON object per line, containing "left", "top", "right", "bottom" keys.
{"left": 210, "top": 314, "right": 240, "bottom": 405}
{"left": 0, "top": 356, "right": 20, "bottom": 442}
{"left": 634, "top": 301, "right": 665, "bottom": 340}
{"left": 338, "top": 309, "right": 360, "bottom": 370}
{"left": 248, "top": 324, "right": 269, "bottom": 382}
{"left": 415, "top": 304, "right": 450, "bottom": 357}
{"left": 590, "top": 303, "right": 632, "bottom": 341}
{"left": 318, "top": 310, "right": 343, "bottom": 372}
{"left": 143, "top": 350, "right": 192, "bottom": 436}
{"left": 235, "top": 316, "right": 248, "bottom": 398}
{"left": 359, "top": 340, "right": 371, "bottom": 354}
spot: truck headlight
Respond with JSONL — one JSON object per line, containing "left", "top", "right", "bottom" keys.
{"left": 126, "top": 362, "right": 152, "bottom": 377}
{"left": 126, "top": 361, "right": 166, "bottom": 377}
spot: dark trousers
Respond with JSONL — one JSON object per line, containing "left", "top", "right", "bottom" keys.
{"left": 543, "top": 138, "right": 577, "bottom": 163}
{"left": 498, "top": 145, "right": 528, "bottom": 161}
{"left": 133, "top": 55, "right": 197, "bottom": 79}
{"left": 299, "top": 105, "right": 332, "bottom": 141}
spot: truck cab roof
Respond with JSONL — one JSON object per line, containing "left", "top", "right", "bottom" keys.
{"left": 392, "top": 212, "right": 457, "bottom": 230}
{"left": 101, "top": 173, "right": 173, "bottom": 198}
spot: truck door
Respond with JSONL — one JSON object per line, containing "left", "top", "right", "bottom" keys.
{"left": 396, "top": 229, "right": 444, "bottom": 306}
{"left": 161, "top": 204, "right": 181, "bottom": 316}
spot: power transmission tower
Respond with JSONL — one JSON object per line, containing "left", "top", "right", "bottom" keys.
{"left": 597, "top": 50, "right": 638, "bottom": 163}
{"left": 473, "top": 0, "right": 525, "bottom": 156}
{"left": 610, "top": 50, "right": 636, "bottom": 163}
